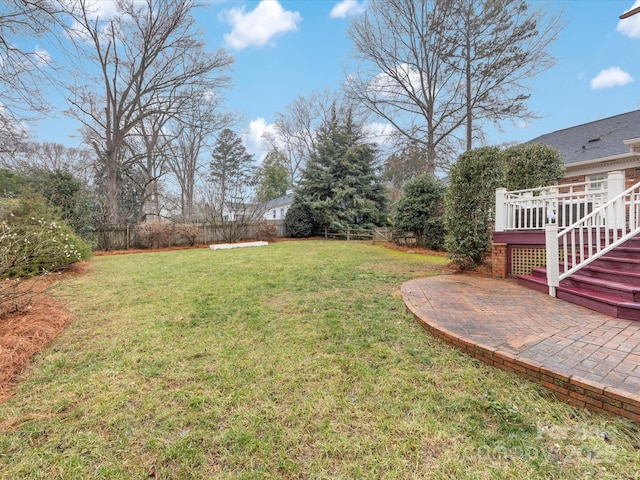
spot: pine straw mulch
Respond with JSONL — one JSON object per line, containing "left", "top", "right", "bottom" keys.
{"left": 0, "top": 262, "right": 87, "bottom": 402}
{"left": 0, "top": 241, "right": 492, "bottom": 402}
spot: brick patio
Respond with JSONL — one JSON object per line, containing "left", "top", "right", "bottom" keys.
{"left": 401, "top": 274, "right": 640, "bottom": 423}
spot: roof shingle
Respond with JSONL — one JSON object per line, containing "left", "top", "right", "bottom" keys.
{"left": 527, "top": 110, "right": 640, "bottom": 165}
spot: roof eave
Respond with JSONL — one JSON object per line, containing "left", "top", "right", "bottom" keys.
{"left": 565, "top": 151, "right": 640, "bottom": 169}
{"left": 623, "top": 137, "right": 640, "bottom": 149}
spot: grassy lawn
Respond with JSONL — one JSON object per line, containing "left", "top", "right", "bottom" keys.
{"left": 0, "top": 240, "right": 639, "bottom": 479}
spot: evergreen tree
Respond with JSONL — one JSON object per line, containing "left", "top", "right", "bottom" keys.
{"left": 255, "top": 149, "right": 290, "bottom": 202}
{"left": 206, "top": 128, "right": 256, "bottom": 242}
{"left": 393, "top": 173, "right": 445, "bottom": 250}
{"left": 209, "top": 128, "right": 254, "bottom": 206}
{"left": 295, "top": 111, "right": 388, "bottom": 231}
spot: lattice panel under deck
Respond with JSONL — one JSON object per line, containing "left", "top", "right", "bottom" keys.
{"left": 511, "top": 247, "right": 546, "bottom": 275}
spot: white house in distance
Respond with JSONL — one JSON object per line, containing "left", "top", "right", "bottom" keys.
{"left": 262, "top": 190, "right": 294, "bottom": 221}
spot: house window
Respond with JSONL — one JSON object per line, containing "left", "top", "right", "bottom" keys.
{"left": 280, "top": 208, "right": 285, "bottom": 218}
{"left": 272, "top": 210, "right": 276, "bottom": 219}
{"left": 587, "top": 174, "right": 607, "bottom": 191}
{"left": 587, "top": 174, "right": 607, "bottom": 205}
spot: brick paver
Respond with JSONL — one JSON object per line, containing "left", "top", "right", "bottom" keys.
{"left": 401, "top": 275, "right": 640, "bottom": 422}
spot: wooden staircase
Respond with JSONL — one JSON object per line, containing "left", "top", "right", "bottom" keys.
{"left": 518, "top": 234, "right": 640, "bottom": 321}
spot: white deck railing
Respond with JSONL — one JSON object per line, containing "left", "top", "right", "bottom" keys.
{"left": 495, "top": 171, "right": 625, "bottom": 232}
{"left": 545, "top": 180, "right": 640, "bottom": 296}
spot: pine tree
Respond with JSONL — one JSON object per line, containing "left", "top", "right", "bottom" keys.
{"left": 209, "top": 128, "right": 254, "bottom": 206}
{"left": 206, "top": 128, "right": 256, "bottom": 242}
{"left": 295, "top": 110, "right": 387, "bottom": 231}
{"left": 255, "top": 149, "right": 290, "bottom": 202}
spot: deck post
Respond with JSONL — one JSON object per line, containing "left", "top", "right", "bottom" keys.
{"left": 545, "top": 224, "right": 559, "bottom": 297}
{"left": 495, "top": 188, "right": 506, "bottom": 232}
{"left": 607, "top": 171, "right": 626, "bottom": 228}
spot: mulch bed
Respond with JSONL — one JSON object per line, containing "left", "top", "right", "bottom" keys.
{"left": 0, "top": 263, "right": 87, "bottom": 401}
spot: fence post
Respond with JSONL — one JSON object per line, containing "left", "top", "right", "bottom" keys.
{"left": 495, "top": 188, "right": 506, "bottom": 232}
{"left": 126, "top": 224, "right": 130, "bottom": 250}
{"left": 545, "top": 224, "right": 559, "bottom": 297}
{"left": 347, "top": 226, "right": 350, "bottom": 241}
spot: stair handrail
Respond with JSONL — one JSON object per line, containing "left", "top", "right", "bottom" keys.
{"left": 546, "top": 180, "right": 640, "bottom": 295}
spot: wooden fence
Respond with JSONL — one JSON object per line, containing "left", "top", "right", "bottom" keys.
{"left": 95, "top": 220, "right": 287, "bottom": 251}
{"left": 95, "top": 222, "right": 413, "bottom": 251}
{"left": 322, "top": 227, "right": 403, "bottom": 245}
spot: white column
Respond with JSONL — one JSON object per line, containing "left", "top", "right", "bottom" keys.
{"left": 607, "top": 171, "right": 626, "bottom": 228}
{"left": 545, "top": 224, "right": 559, "bottom": 297}
{"left": 495, "top": 188, "right": 506, "bottom": 232}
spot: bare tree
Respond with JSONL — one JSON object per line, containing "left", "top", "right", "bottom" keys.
{"left": 0, "top": 1, "right": 64, "bottom": 156}
{"left": 346, "top": 0, "right": 563, "bottom": 171}
{"left": 123, "top": 112, "right": 175, "bottom": 222}
{"left": 449, "top": 0, "right": 562, "bottom": 151}
{"left": 165, "top": 90, "right": 232, "bottom": 222}
{"left": 64, "top": 0, "right": 233, "bottom": 225}
{"left": 1, "top": 141, "right": 95, "bottom": 186}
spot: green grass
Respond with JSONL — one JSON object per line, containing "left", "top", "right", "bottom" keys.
{"left": 0, "top": 240, "right": 639, "bottom": 479}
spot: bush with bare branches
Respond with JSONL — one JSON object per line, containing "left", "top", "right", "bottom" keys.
{"left": 254, "top": 221, "right": 278, "bottom": 242}
{"left": 135, "top": 222, "right": 173, "bottom": 249}
{"left": 176, "top": 224, "right": 202, "bottom": 246}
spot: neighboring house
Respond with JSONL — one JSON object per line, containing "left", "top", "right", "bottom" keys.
{"left": 222, "top": 201, "right": 261, "bottom": 222}
{"left": 262, "top": 191, "right": 294, "bottom": 222}
{"left": 528, "top": 109, "right": 640, "bottom": 189}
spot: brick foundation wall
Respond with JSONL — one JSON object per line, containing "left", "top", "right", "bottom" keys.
{"left": 413, "top": 316, "right": 640, "bottom": 424}
{"left": 491, "top": 243, "right": 507, "bottom": 278}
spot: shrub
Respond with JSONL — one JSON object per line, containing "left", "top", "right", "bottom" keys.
{"left": 0, "top": 218, "right": 90, "bottom": 278}
{"left": 0, "top": 194, "right": 91, "bottom": 316}
{"left": 176, "top": 224, "right": 202, "bottom": 247}
{"left": 285, "top": 202, "right": 317, "bottom": 238}
{"left": 255, "top": 221, "right": 278, "bottom": 241}
{"left": 393, "top": 173, "right": 445, "bottom": 250}
{"left": 135, "top": 222, "right": 173, "bottom": 249}
{"left": 502, "top": 143, "right": 564, "bottom": 191}
{"left": 445, "top": 146, "right": 504, "bottom": 268}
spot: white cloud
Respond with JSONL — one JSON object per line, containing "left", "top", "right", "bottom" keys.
{"left": 362, "top": 121, "right": 395, "bottom": 146}
{"left": 590, "top": 66, "right": 634, "bottom": 90}
{"left": 367, "top": 63, "right": 422, "bottom": 98}
{"left": 617, "top": 0, "right": 640, "bottom": 38}
{"left": 33, "top": 47, "right": 51, "bottom": 66}
{"left": 330, "top": 0, "right": 367, "bottom": 19}
{"left": 221, "top": 0, "right": 302, "bottom": 50}
{"left": 242, "top": 117, "right": 275, "bottom": 162}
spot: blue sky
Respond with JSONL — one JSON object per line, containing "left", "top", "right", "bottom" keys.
{"left": 31, "top": 0, "right": 640, "bottom": 161}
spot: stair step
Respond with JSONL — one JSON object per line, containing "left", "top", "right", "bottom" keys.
{"left": 576, "top": 265, "right": 640, "bottom": 287}
{"left": 556, "top": 285, "right": 640, "bottom": 321}
{"left": 562, "top": 274, "right": 640, "bottom": 302}
{"left": 517, "top": 273, "right": 549, "bottom": 294}
{"left": 517, "top": 234, "right": 640, "bottom": 321}
{"left": 591, "top": 256, "right": 640, "bottom": 272}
